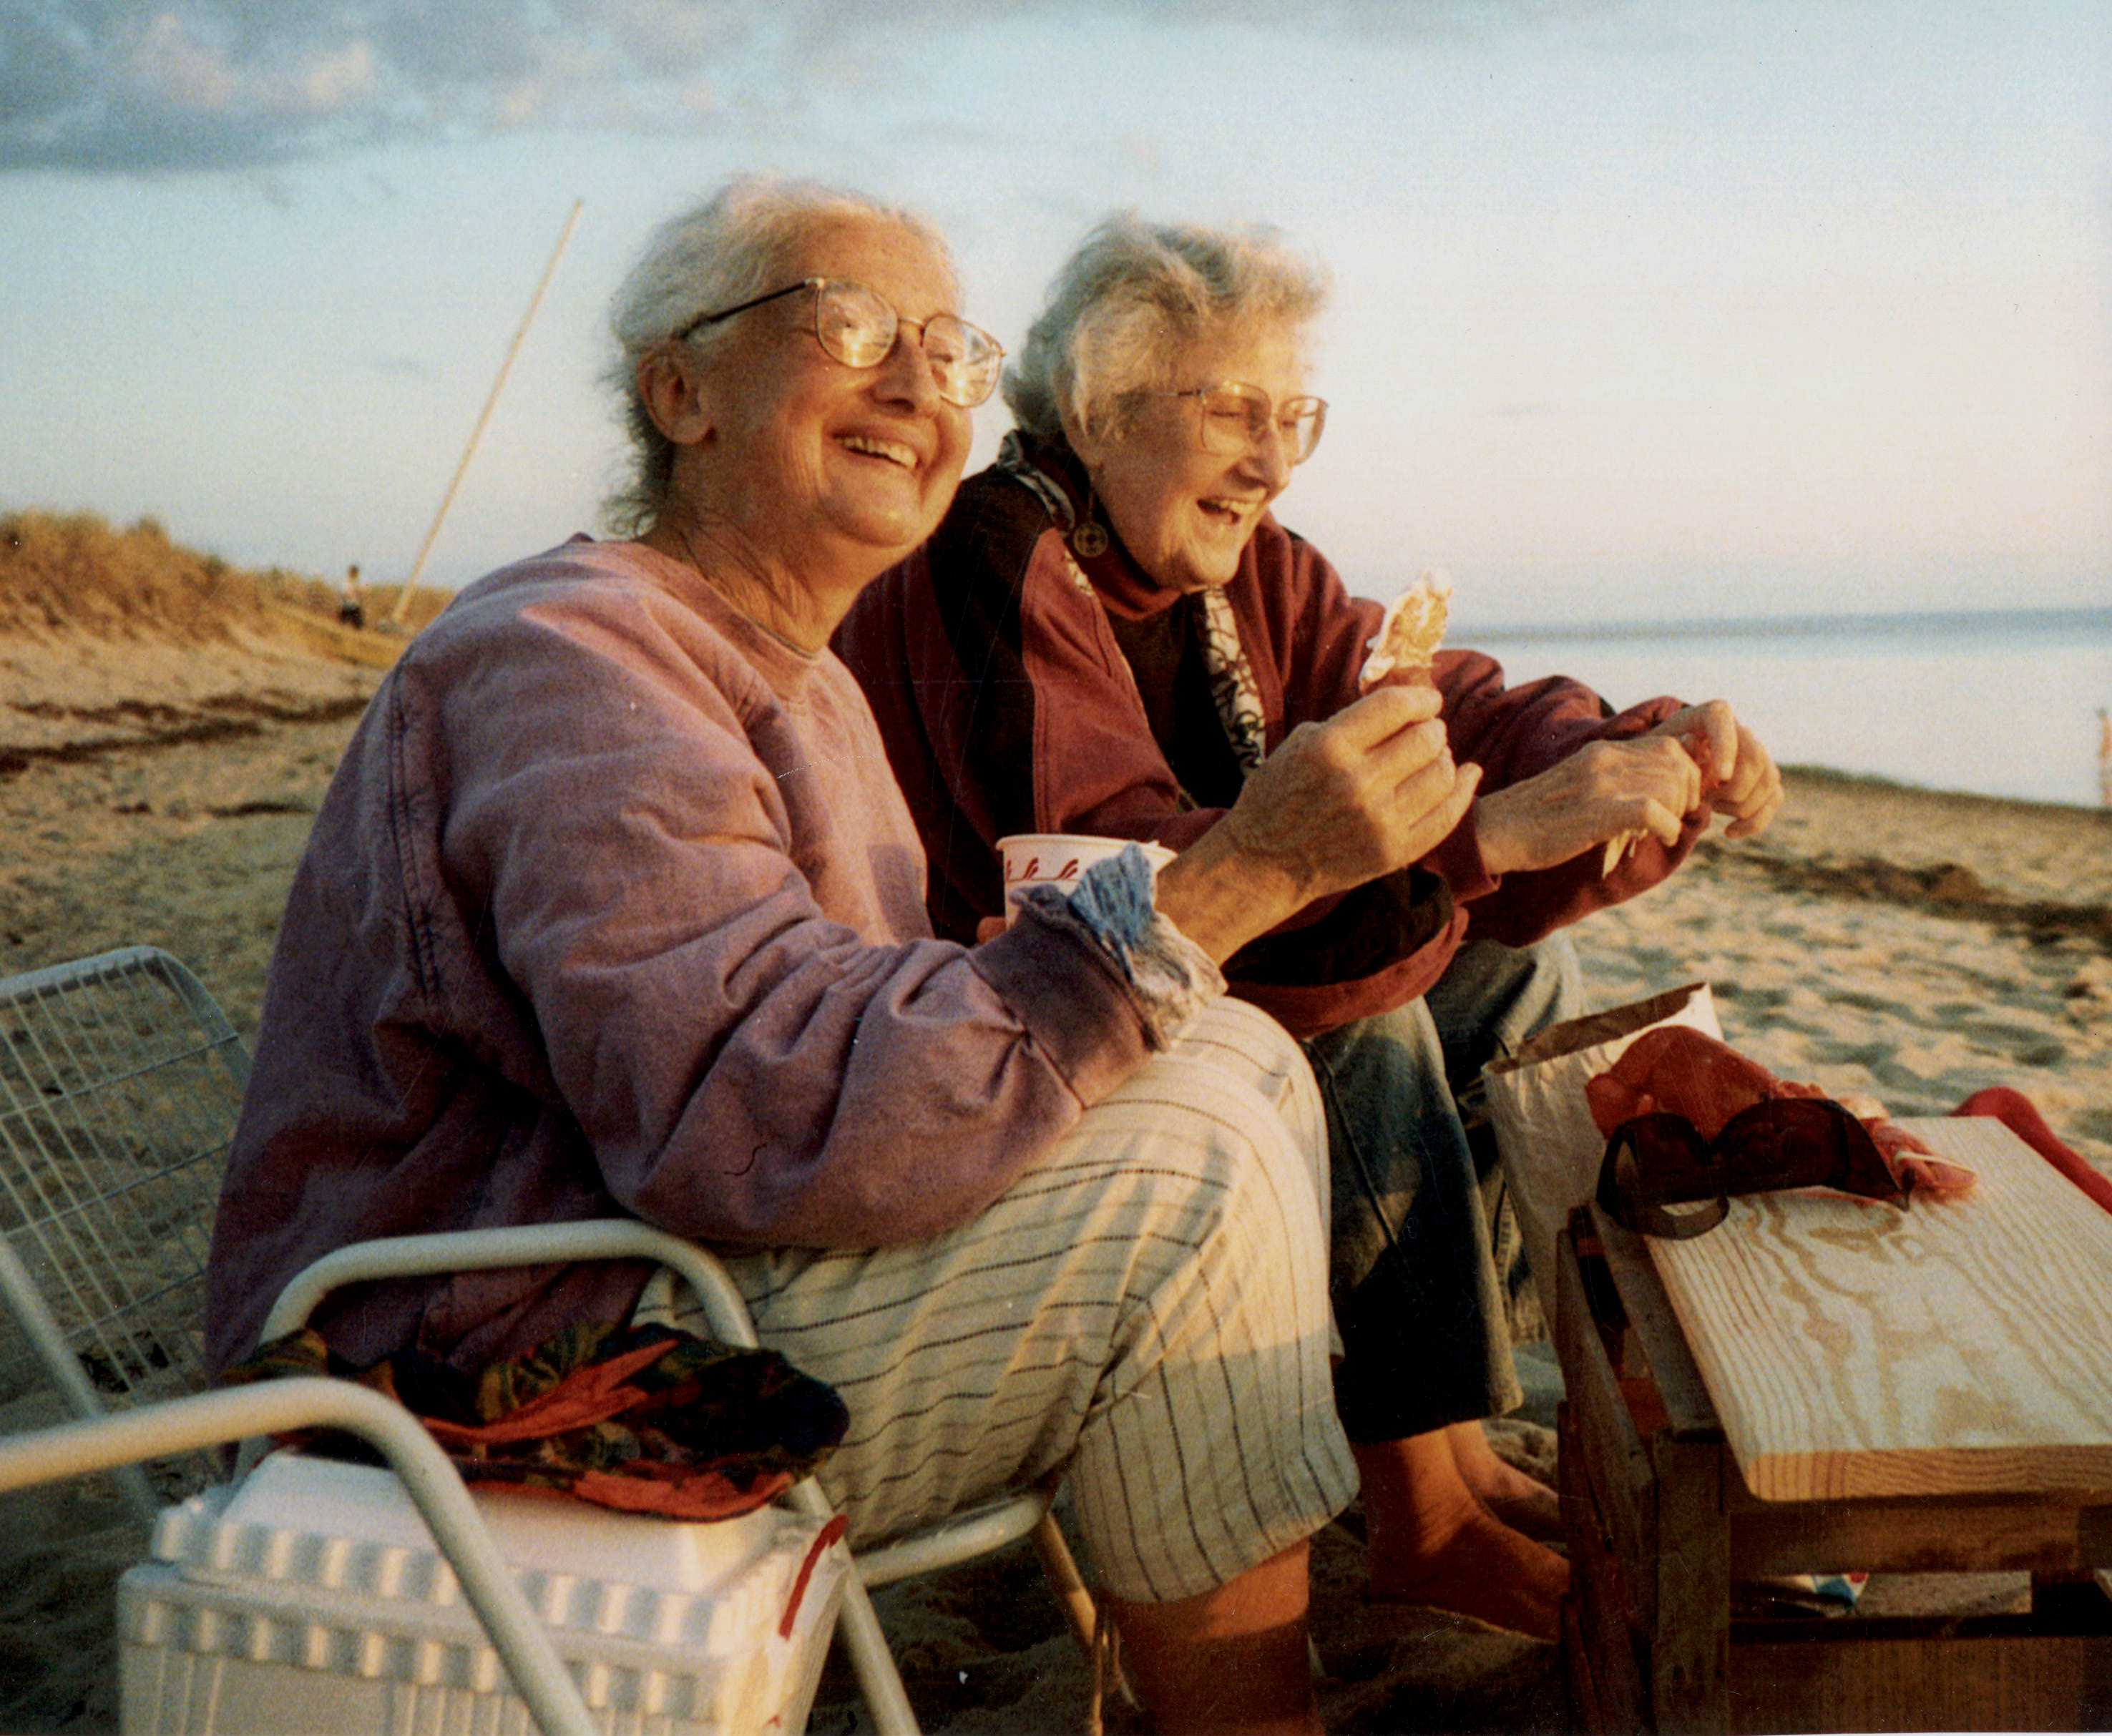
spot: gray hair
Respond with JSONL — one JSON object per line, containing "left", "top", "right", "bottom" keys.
{"left": 600, "top": 177, "right": 957, "bottom": 536}
{"left": 1002, "top": 212, "right": 1331, "bottom": 449}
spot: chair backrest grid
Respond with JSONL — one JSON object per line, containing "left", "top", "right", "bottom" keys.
{"left": 3, "top": 1011, "right": 189, "bottom": 1383}
{"left": 2, "top": 979, "right": 212, "bottom": 1388}
{"left": 32, "top": 973, "right": 223, "bottom": 1359}
{"left": 0, "top": 949, "right": 246, "bottom": 1493}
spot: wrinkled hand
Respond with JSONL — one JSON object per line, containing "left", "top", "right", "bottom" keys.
{"left": 1647, "top": 700, "right": 1782, "bottom": 840}
{"left": 1221, "top": 684, "right": 1481, "bottom": 903}
{"left": 1473, "top": 733, "right": 1704, "bottom": 878}
{"left": 1155, "top": 685, "right": 1480, "bottom": 962}
{"left": 1476, "top": 700, "right": 1784, "bottom": 879}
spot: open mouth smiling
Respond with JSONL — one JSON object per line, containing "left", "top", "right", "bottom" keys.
{"left": 1198, "top": 496, "right": 1258, "bottom": 526}
{"left": 839, "top": 433, "right": 919, "bottom": 470}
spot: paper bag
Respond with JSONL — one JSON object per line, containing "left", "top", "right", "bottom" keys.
{"left": 1483, "top": 983, "right": 1721, "bottom": 1324}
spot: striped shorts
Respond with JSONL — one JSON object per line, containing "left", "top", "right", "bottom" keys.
{"left": 640, "top": 997, "right": 1356, "bottom": 1604}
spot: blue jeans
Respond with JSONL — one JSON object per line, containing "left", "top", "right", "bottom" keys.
{"left": 1299, "top": 935, "right": 1583, "bottom": 1443}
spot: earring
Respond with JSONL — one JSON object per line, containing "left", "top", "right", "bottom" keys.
{"left": 1070, "top": 491, "right": 1109, "bottom": 558}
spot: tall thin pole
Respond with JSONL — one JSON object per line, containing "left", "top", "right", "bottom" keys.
{"left": 390, "top": 197, "right": 584, "bottom": 626}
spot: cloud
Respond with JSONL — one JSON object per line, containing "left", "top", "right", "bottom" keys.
{"left": 0, "top": 0, "right": 1596, "bottom": 175}
{"left": 0, "top": 4, "right": 87, "bottom": 130}
{"left": 1, "top": 1, "right": 397, "bottom": 169}
{"left": 0, "top": 0, "right": 726, "bottom": 171}
{"left": 0, "top": 0, "right": 969, "bottom": 172}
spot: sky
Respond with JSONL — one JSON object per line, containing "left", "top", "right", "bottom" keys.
{"left": 2, "top": 0, "right": 2108, "bottom": 628}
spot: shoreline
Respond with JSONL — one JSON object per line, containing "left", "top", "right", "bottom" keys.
{"left": 1460, "top": 600, "right": 2112, "bottom": 646}
{"left": 1779, "top": 758, "right": 2112, "bottom": 812}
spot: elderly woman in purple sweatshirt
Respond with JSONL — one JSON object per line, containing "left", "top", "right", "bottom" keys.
{"left": 204, "top": 180, "right": 1479, "bottom": 1735}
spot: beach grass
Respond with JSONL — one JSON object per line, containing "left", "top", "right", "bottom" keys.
{"left": 1, "top": 507, "right": 449, "bottom": 644}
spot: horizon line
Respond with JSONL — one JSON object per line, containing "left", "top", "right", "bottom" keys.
{"left": 1455, "top": 602, "right": 2112, "bottom": 642}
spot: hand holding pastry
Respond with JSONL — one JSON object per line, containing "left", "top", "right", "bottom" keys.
{"left": 1359, "top": 568, "right": 1452, "bottom": 692}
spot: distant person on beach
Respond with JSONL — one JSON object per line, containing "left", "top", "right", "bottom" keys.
{"left": 207, "top": 179, "right": 1489, "bottom": 1734}
{"left": 337, "top": 563, "right": 366, "bottom": 629}
{"left": 837, "top": 212, "right": 1786, "bottom": 1642}
{"left": 2099, "top": 708, "right": 2111, "bottom": 808}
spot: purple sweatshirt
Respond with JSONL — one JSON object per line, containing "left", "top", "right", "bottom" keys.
{"left": 205, "top": 538, "right": 1160, "bottom": 1378}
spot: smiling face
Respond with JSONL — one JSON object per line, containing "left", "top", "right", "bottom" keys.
{"left": 655, "top": 213, "right": 974, "bottom": 634}
{"left": 1067, "top": 323, "right": 1309, "bottom": 594}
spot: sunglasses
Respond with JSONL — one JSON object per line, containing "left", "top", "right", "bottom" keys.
{"left": 1595, "top": 1097, "right": 1910, "bottom": 1241}
{"left": 1150, "top": 381, "right": 1328, "bottom": 466}
{"left": 676, "top": 276, "right": 1005, "bottom": 408}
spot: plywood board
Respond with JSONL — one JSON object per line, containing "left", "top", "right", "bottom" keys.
{"left": 1645, "top": 1117, "right": 2112, "bottom": 1501}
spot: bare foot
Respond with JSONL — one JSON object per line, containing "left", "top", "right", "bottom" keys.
{"left": 1367, "top": 1500, "right": 1568, "bottom": 1641}
{"left": 1447, "top": 1421, "right": 1565, "bottom": 1544}
{"left": 1352, "top": 1434, "right": 1569, "bottom": 1642}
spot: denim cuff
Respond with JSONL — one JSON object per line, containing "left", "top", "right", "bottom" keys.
{"left": 1016, "top": 844, "right": 1223, "bottom": 1046}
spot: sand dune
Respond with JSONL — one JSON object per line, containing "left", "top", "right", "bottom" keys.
{"left": 2, "top": 623, "right": 2107, "bottom": 1732}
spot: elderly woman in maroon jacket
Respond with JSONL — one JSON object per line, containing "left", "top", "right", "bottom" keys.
{"left": 205, "top": 181, "right": 1492, "bottom": 1735}
{"left": 836, "top": 212, "right": 1783, "bottom": 1641}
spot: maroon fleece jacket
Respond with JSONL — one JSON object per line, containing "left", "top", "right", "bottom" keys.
{"left": 836, "top": 451, "right": 1704, "bottom": 1038}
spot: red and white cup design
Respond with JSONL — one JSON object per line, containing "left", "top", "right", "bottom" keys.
{"left": 996, "top": 833, "right": 1175, "bottom": 925}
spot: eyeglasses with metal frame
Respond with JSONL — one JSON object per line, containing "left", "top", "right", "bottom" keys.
{"left": 675, "top": 277, "right": 1005, "bottom": 409}
{"left": 1152, "top": 381, "right": 1329, "bottom": 465}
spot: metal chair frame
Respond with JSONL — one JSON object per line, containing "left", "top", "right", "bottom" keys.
{"left": 0, "top": 948, "right": 1096, "bottom": 1735}
{"left": 0, "top": 1378, "right": 600, "bottom": 1736}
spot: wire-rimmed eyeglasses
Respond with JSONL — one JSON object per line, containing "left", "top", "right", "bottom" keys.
{"left": 676, "top": 277, "right": 1005, "bottom": 409}
{"left": 1149, "top": 381, "right": 1328, "bottom": 465}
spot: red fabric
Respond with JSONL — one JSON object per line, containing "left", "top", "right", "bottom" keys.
{"left": 1588, "top": 1028, "right": 1977, "bottom": 1197}
{"left": 571, "top": 1466, "right": 796, "bottom": 1521}
{"left": 419, "top": 1336, "right": 673, "bottom": 1448}
{"left": 1585, "top": 1026, "right": 1800, "bottom": 1138}
{"left": 475, "top": 1468, "right": 798, "bottom": 1521}
{"left": 1953, "top": 1087, "right": 2112, "bottom": 1216}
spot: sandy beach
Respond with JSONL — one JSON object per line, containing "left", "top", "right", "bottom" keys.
{"left": 2, "top": 620, "right": 2108, "bottom": 1732}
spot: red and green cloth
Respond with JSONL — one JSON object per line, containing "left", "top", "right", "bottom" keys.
{"left": 224, "top": 1319, "right": 849, "bottom": 1521}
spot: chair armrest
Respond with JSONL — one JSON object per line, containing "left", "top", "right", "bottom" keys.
{"left": 260, "top": 1219, "right": 758, "bottom": 1348}
{"left": 0, "top": 1379, "right": 597, "bottom": 1736}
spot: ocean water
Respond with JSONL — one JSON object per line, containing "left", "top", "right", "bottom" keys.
{"left": 1461, "top": 607, "right": 2112, "bottom": 811}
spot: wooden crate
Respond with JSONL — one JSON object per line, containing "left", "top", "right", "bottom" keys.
{"left": 1555, "top": 1207, "right": 2112, "bottom": 1733}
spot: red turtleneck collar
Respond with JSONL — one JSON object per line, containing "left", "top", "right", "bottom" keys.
{"left": 1012, "top": 433, "right": 1190, "bottom": 622}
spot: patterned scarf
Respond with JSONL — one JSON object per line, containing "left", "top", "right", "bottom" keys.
{"left": 1194, "top": 587, "right": 1268, "bottom": 777}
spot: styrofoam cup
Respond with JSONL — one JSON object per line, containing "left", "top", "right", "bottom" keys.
{"left": 997, "top": 833, "right": 1175, "bottom": 924}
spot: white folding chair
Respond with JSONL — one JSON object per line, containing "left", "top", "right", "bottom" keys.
{"left": 0, "top": 948, "right": 1098, "bottom": 1735}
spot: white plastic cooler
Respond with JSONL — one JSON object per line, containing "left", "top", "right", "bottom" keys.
{"left": 118, "top": 1451, "right": 849, "bottom": 1735}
